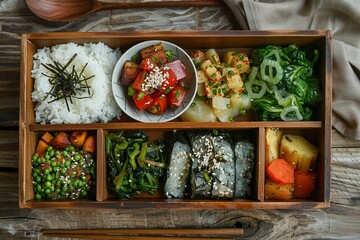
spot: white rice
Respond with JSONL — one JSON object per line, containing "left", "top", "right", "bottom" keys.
{"left": 31, "top": 42, "right": 122, "bottom": 124}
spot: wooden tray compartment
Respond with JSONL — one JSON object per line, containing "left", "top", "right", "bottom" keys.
{"left": 19, "top": 31, "right": 332, "bottom": 209}
{"left": 263, "top": 127, "right": 327, "bottom": 203}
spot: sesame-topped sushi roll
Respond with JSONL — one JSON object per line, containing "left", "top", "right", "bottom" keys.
{"left": 233, "top": 137, "right": 255, "bottom": 198}
{"left": 188, "top": 130, "right": 235, "bottom": 199}
{"left": 188, "top": 131, "right": 213, "bottom": 198}
{"left": 211, "top": 131, "right": 235, "bottom": 198}
{"left": 164, "top": 131, "right": 191, "bottom": 198}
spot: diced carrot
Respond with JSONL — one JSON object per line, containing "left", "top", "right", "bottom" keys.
{"left": 294, "top": 170, "right": 316, "bottom": 198}
{"left": 50, "top": 131, "right": 71, "bottom": 149}
{"left": 70, "top": 131, "right": 88, "bottom": 148}
{"left": 40, "top": 132, "right": 54, "bottom": 144}
{"left": 82, "top": 135, "right": 96, "bottom": 153}
{"left": 36, "top": 139, "right": 49, "bottom": 157}
{"left": 266, "top": 158, "right": 294, "bottom": 185}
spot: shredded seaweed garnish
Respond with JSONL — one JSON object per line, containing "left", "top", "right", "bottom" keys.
{"left": 41, "top": 53, "right": 94, "bottom": 112}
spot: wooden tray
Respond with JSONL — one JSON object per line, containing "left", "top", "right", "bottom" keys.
{"left": 19, "top": 30, "right": 332, "bottom": 209}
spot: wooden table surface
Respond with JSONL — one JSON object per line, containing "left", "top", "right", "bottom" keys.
{"left": 1, "top": 1, "right": 360, "bottom": 239}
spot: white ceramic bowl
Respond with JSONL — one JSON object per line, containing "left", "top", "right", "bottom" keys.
{"left": 112, "top": 40, "right": 198, "bottom": 122}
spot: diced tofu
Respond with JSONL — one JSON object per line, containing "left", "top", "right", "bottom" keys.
{"left": 200, "top": 59, "right": 222, "bottom": 82}
{"left": 222, "top": 67, "right": 244, "bottom": 90}
{"left": 197, "top": 70, "right": 208, "bottom": 83}
{"left": 204, "top": 79, "right": 229, "bottom": 98}
{"left": 230, "top": 53, "right": 251, "bottom": 74}
{"left": 191, "top": 50, "right": 207, "bottom": 67}
{"left": 212, "top": 96, "right": 230, "bottom": 110}
{"left": 205, "top": 49, "right": 221, "bottom": 65}
{"left": 223, "top": 50, "right": 236, "bottom": 64}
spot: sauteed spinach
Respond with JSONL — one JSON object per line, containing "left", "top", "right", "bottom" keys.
{"left": 246, "top": 44, "right": 322, "bottom": 121}
{"left": 106, "top": 131, "right": 166, "bottom": 199}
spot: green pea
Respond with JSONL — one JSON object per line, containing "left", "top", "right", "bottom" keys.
{"left": 55, "top": 188, "right": 60, "bottom": 193}
{"left": 50, "top": 161, "right": 57, "bottom": 167}
{"left": 46, "top": 175, "right": 52, "bottom": 181}
{"left": 74, "top": 180, "right": 80, "bottom": 187}
{"left": 44, "top": 188, "right": 51, "bottom": 194}
{"left": 35, "top": 176, "right": 42, "bottom": 182}
{"left": 36, "top": 184, "right": 42, "bottom": 193}
{"left": 79, "top": 158, "right": 85, "bottom": 164}
{"left": 68, "top": 146, "right": 75, "bottom": 152}
{"left": 43, "top": 168, "right": 50, "bottom": 175}
{"left": 35, "top": 193, "right": 42, "bottom": 200}
{"left": 48, "top": 149, "right": 54, "bottom": 157}
{"left": 74, "top": 154, "right": 81, "bottom": 161}
{"left": 65, "top": 160, "right": 71, "bottom": 167}
{"left": 60, "top": 168, "right": 67, "bottom": 175}
{"left": 46, "top": 145, "right": 53, "bottom": 152}
{"left": 81, "top": 191, "right": 88, "bottom": 197}
{"left": 32, "top": 155, "right": 38, "bottom": 162}
{"left": 45, "top": 181, "right": 51, "bottom": 188}
{"left": 62, "top": 150, "right": 68, "bottom": 156}
{"left": 32, "top": 171, "right": 38, "bottom": 178}
{"left": 62, "top": 186, "right": 68, "bottom": 192}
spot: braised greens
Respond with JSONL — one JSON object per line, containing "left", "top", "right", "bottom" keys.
{"left": 247, "top": 44, "right": 321, "bottom": 121}
{"left": 106, "top": 131, "right": 166, "bottom": 199}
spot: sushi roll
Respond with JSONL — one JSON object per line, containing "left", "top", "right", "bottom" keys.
{"left": 164, "top": 132, "right": 191, "bottom": 198}
{"left": 188, "top": 130, "right": 235, "bottom": 199}
{"left": 233, "top": 137, "right": 255, "bottom": 198}
{"left": 211, "top": 131, "right": 235, "bottom": 198}
{"left": 188, "top": 131, "right": 213, "bottom": 198}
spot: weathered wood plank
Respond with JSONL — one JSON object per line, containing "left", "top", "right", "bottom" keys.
{"left": 0, "top": 130, "right": 19, "bottom": 169}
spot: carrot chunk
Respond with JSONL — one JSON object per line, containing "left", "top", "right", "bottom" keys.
{"left": 294, "top": 170, "right": 316, "bottom": 198}
{"left": 266, "top": 158, "right": 294, "bottom": 185}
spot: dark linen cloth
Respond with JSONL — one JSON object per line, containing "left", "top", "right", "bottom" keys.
{"left": 223, "top": 0, "right": 360, "bottom": 140}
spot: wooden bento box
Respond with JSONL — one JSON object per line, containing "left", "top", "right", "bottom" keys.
{"left": 19, "top": 30, "right": 332, "bottom": 209}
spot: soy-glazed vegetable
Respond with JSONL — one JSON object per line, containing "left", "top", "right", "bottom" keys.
{"left": 106, "top": 131, "right": 166, "bottom": 199}
{"left": 264, "top": 129, "right": 319, "bottom": 200}
{"left": 32, "top": 131, "right": 96, "bottom": 200}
